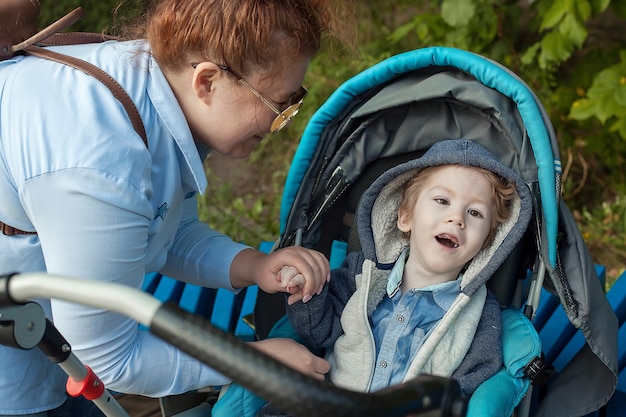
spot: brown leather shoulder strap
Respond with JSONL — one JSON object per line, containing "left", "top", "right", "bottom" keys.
{"left": 2, "top": 7, "right": 149, "bottom": 235}
{"left": 2, "top": 45, "right": 149, "bottom": 236}
{"left": 8, "top": 6, "right": 148, "bottom": 147}
{"left": 23, "top": 45, "right": 148, "bottom": 148}
{"left": 39, "top": 32, "right": 119, "bottom": 46}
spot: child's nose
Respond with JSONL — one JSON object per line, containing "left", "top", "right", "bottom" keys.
{"left": 446, "top": 213, "right": 465, "bottom": 229}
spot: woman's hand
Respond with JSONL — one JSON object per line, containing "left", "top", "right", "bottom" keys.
{"left": 249, "top": 338, "right": 330, "bottom": 381}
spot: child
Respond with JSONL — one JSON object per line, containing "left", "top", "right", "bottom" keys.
{"left": 284, "top": 139, "right": 532, "bottom": 397}
{"left": 215, "top": 138, "right": 533, "bottom": 416}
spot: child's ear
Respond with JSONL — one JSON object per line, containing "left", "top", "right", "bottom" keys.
{"left": 397, "top": 209, "right": 411, "bottom": 233}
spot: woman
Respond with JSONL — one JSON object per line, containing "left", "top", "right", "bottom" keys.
{"left": 0, "top": 0, "right": 352, "bottom": 415}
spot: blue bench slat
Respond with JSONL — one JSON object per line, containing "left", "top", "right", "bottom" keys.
{"left": 330, "top": 240, "right": 348, "bottom": 269}
{"left": 179, "top": 283, "right": 212, "bottom": 317}
{"left": 533, "top": 289, "right": 560, "bottom": 332}
{"left": 142, "top": 272, "right": 162, "bottom": 294}
{"left": 211, "top": 289, "right": 236, "bottom": 331}
{"left": 234, "top": 285, "right": 259, "bottom": 340}
{"left": 153, "top": 275, "right": 185, "bottom": 304}
{"left": 259, "top": 241, "right": 274, "bottom": 254}
{"left": 536, "top": 265, "right": 609, "bottom": 368}
{"left": 595, "top": 264, "right": 607, "bottom": 290}
{"left": 618, "top": 368, "right": 626, "bottom": 392}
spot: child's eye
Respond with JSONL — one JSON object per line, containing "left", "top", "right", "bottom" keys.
{"left": 434, "top": 198, "right": 449, "bottom": 205}
{"left": 468, "top": 209, "right": 483, "bottom": 218}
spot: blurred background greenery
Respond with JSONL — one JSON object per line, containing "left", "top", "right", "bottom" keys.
{"left": 38, "top": 0, "right": 626, "bottom": 287}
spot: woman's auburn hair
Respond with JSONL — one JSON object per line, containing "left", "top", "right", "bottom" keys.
{"left": 125, "top": 0, "right": 354, "bottom": 74}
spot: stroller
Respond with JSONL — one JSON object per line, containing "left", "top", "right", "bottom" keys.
{"left": 0, "top": 47, "right": 617, "bottom": 417}
{"left": 250, "top": 46, "right": 618, "bottom": 417}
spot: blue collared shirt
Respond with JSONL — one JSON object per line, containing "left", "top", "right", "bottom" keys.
{"left": 369, "top": 249, "right": 461, "bottom": 391}
{"left": 0, "top": 40, "right": 248, "bottom": 413}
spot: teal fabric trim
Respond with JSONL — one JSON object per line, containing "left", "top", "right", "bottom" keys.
{"left": 467, "top": 308, "right": 542, "bottom": 416}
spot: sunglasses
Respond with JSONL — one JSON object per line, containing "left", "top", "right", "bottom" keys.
{"left": 191, "top": 63, "right": 308, "bottom": 133}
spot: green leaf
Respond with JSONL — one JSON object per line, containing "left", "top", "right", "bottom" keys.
{"left": 589, "top": 0, "right": 610, "bottom": 15}
{"left": 595, "top": 93, "right": 618, "bottom": 123}
{"left": 587, "top": 67, "right": 621, "bottom": 100}
{"left": 612, "top": 0, "right": 626, "bottom": 19}
{"left": 388, "top": 21, "right": 417, "bottom": 44}
{"left": 417, "top": 23, "right": 430, "bottom": 40}
{"left": 441, "top": 0, "right": 475, "bottom": 27}
{"left": 614, "top": 83, "right": 626, "bottom": 106}
{"left": 610, "top": 118, "right": 626, "bottom": 140}
{"left": 569, "top": 98, "right": 596, "bottom": 120}
{"left": 540, "top": 1, "right": 569, "bottom": 30}
{"left": 559, "top": 14, "right": 588, "bottom": 47}
{"left": 573, "top": 0, "right": 592, "bottom": 21}
{"left": 252, "top": 198, "right": 263, "bottom": 215}
{"left": 521, "top": 43, "right": 540, "bottom": 65}
{"left": 540, "top": 31, "right": 574, "bottom": 64}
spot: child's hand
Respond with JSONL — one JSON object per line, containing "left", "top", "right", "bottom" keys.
{"left": 277, "top": 265, "right": 309, "bottom": 305}
{"left": 230, "top": 247, "right": 330, "bottom": 304}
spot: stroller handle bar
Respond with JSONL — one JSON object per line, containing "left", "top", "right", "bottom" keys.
{"left": 0, "top": 273, "right": 467, "bottom": 417}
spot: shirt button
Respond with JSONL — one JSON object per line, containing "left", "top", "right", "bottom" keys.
{"left": 397, "top": 315, "right": 405, "bottom": 323}
{"left": 380, "top": 360, "right": 388, "bottom": 368}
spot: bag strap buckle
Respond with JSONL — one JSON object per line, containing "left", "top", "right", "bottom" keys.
{"left": 523, "top": 355, "right": 555, "bottom": 388}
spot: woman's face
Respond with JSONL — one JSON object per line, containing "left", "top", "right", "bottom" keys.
{"left": 188, "top": 56, "right": 310, "bottom": 159}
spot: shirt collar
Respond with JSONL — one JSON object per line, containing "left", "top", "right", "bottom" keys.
{"left": 143, "top": 44, "right": 208, "bottom": 193}
{"left": 387, "top": 247, "right": 461, "bottom": 310}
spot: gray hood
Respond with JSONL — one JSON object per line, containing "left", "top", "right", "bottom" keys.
{"left": 356, "top": 139, "right": 533, "bottom": 297}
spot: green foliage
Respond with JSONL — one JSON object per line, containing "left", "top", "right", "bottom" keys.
{"left": 198, "top": 167, "right": 282, "bottom": 249}
{"left": 36, "top": 0, "right": 626, "bottom": 284}
{"left": 575, "top": 195, "right": 626, "bottom": 288}
{"left": 570, "top": 51, "right": 626, "bottom": 138}
{"left": 37, "top": 0, "right": 143, "bottom": 33}
{"left": 382, "top": 0, "right": 626, "bottom": 285}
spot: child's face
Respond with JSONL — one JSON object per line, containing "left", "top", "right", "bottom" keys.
{"left": 397, "top": 165, "right": 494, "bottom": 280}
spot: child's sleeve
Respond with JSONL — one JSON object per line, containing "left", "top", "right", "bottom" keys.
{"left": 451, "top": 292, "right": 503, "bottom": 396}
{"left": 286, "top": 251, "right": 363, "bottom": 348}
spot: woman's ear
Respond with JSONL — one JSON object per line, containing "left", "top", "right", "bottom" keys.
{"left": 397, "top": 209, "right": 411, "bottom": 233}
{"left": 191, "top": 62, "right": 223, "bottom": 104}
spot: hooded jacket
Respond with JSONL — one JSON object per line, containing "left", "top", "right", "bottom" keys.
{"left": 287, "top": 139, "right": 533, "bottom": 396}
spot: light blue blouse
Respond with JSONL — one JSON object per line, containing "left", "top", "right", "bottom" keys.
{"left": 0, "top": 40, "right": 248, "bottom": 413}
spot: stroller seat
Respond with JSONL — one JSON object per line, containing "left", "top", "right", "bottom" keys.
{"left": 251, "top": 46, "right": 616, "bottom": 417}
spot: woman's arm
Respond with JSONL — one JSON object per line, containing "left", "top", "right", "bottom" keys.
{"left": 22, "top": 170, "right": 232, "bottom": 395}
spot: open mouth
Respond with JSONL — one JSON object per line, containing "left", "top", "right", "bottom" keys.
{"left": 436, "top": 233, "right": 460, "bottom": 248}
